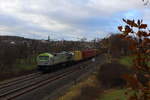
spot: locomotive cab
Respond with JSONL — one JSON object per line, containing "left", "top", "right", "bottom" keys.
{"left": 37, "top": 53, "right": 54, "bottom": 70}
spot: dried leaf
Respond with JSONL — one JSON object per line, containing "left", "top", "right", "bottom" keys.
{"left": 146, "top": 49, "right": 150, "bottom": 54}
{"left": 118, "top": 34, "right": 126, "bottom": 39}
{"left": 144, "top": 74, "right": 150, "bottom": 78}
{"left": 126, "top": 20, "right": 138, "bottom": 27}
{"left": 139, "top": 24, "right": 147, "bottom": 29}
{"left": 127, "top": 20, "right": 134, "bottom": 26}
{"left": 118, "top": 26, "right": 123, "bottom": 31}
{"left": 133, "top": 23, "right": 138, "bottom": 27}
{"left": 144, "top": 38, "right": 150, "bottom": 43}
{"left": 125, "top": 25, "right": 132, "bottom": 34}
{"left": 129, "top": 45, "right": 136, "bottom": 51}
{"left": 122, "top": 74, "right": 141, "bottom": 89}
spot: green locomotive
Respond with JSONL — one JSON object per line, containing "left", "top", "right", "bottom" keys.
{"left": 37, "top": 51, "right": 74, "bottom": 71}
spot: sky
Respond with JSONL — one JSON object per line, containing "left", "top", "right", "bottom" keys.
{"left": 0, "top": 0, "right": 149, "bottom": 40}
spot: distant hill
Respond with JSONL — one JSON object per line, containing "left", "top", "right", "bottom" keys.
{"left": 0, "top": 35, "right": 37, "bottom": 43}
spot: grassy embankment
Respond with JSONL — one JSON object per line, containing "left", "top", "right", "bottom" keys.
{"left": 56, "top": 73, "right": 100, "bottom": 100}
{"left": 56, "top": 55, "right": 146, "bottom": 100}
{"left": 119, "top": 56, "right": 134, "bottom": 68}
{"left": 14, "top": 56, "right": 37, "bottom": 72}
{"left": 99, "top": 89, "right": 127, "bottom": 100}
{"left": 56, "top": 72, "right": 129, "bottom": 100}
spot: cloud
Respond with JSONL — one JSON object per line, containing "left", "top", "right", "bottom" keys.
{"left": 0, "top": 0, "right": 149, "bottom": 40}
{"left": 87, "top": 0, "right": 143, "bottom": 15}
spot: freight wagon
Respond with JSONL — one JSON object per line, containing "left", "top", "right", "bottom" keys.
{"left": 82, "top": 49, "right": 97, "bottom": 59}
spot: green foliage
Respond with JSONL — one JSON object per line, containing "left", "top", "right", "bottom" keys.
{"left": 119, "top": 56, "right": 150, "bottom": 68}
{"left": 119, "top": 56, "right": 135, "bottom": 68}
{"left": 99, "top": 89, "right": 127, "bottom": 100}
{"left": 14, "top": 56, "right": 37, "bottom": 72}
{"left": 15, "top": 63, "right": 36, "bottom": 71}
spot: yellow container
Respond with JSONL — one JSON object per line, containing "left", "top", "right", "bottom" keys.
{"left": 73, "top": 51, "right": 82, "bottom": 61}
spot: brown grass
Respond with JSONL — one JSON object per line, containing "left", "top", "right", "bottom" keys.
{"left": 57, "top": 74, "right": 101, "bottom": 100}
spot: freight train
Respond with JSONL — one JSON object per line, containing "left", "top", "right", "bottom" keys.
{"left": 37, "top": 49, "right": 99, "bottom": 72}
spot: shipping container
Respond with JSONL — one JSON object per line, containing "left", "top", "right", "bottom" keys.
{"left": 73, "top": 51, "right": 82, "bottom": 61}
{"left": 82, "top": 49, "right": 97, "bottom": 59}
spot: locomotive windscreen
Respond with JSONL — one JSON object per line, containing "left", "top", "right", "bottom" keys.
{"left": 39, "top": 56, "right": 49, "bottom": 61}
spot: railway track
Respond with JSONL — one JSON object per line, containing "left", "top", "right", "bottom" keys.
{"left": 0, "top": 66, "right": 80, "bottom": 100}
{"left": 0, "top": 72, "right": 42, "bottom": 90}
{"left": 0, "top": 56, "right": 97, "bottom": 100}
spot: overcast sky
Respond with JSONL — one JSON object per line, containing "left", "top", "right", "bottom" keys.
{"left": 0, "top": 0, "right": 149, "bottom": 40}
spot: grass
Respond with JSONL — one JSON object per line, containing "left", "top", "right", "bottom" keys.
{"left": 14, "top": 56, "right": 37, "bottom": 72}
{"left": 15, "top": 63, "right": 36, "bottom": 71}
{"left": 98, "top": 89, "right": 127, "bottom": 100}
{"left": 119, "top": 56, "right": 150, "bottom": 68}
{"left": 119, "top": 56, "right": 135, "bottom": 68}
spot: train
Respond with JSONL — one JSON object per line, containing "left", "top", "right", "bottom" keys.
{"left": 37, "top": 49, "right": 99, "bottom": 72}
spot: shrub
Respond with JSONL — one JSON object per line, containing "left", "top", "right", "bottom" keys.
{"left": 97, "top": 62, "right": 131, "bottom": 88}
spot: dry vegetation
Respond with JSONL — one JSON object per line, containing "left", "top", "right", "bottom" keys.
{"left": 57, "top": 73, "right": 101, "bottom": 100}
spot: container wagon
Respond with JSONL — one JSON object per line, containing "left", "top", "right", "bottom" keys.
{"left": 82, "top": 49, "right": 97, "bottom": 59}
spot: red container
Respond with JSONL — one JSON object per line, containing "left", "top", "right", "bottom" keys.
{"left": 82, "top": 49, "right": 97, "bottom": 59}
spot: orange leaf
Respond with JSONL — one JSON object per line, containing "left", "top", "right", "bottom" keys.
{"left": 124, "top": 25, "right": 132, "bottom": 34}
{"left": 127, "top": 20, "right": 133, "bottom": 26}
{"left": 139, "top": 24, "right": 147, "bottom": 29}
{"left": 118, "top": 26, "right": 122, "bottom": 31}
{"left": 144, "top": 74, "right": 150, "bottom": 78}
{"left": 146, "top": 49, "right": 150, "bottom": 54}
{"left": 117, "top": 34, "right": 126, "bottom": 39}
{"left": 122, "top": 19, "right": 138, "bottom": 27}
{"left": 129, "top": 45, "right": 136, "bottom": 51}
{"left": 137, "top": 31, "right": 142, "bottom": 37}
{"left": 133, "top": 24, "right": 138, "bottom": 27}
{"left": 122, "top": 74, "right": 141, "bottom": 89}
{"left": 144, "top": 38, "right": 150, "bottom": 43}
{"left": 139, "top": 31, "right": 148, "bottom": 37}
{"left": 132, "top": 21, "right": 138, "bottom": 27}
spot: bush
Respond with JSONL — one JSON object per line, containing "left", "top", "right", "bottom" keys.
{"left": 97, "top": 62, "right": 131, "bottom": 88}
